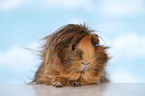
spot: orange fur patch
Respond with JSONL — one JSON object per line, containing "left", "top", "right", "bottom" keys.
{"left": 77, "top": 35, "right": 95, "bottom": 64}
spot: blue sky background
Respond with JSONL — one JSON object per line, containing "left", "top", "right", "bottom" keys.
{"left": 0, "top": 0, "right": 145, "bottom": 84}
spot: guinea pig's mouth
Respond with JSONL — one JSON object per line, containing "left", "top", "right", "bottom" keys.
{"left": 78, "top": 65, "right": 88, "bottom": 72}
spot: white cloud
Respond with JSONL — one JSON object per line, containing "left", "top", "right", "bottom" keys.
{"left": 105, "top": 33, "right": 145, "bottom": 83}
{"left": 0, "top": 41, "right": 41, "bottom": 70}
{"left": 110, "top": 69, "right": 144, "bottom": 83}
{"left": 100, "top": 0, "right": 145, "bottom": 16}
{"left": 68, "top": 18, "right": 84, "bottom": 24}
{"left": 42, "top": 0, "right": 94, "bottom": 11}
{"left": 0, "top": 0, "right": 94, "bottom": 11}
{"left": 0, "top": 41, "right": 42, "bottom": 84}
{"left": 108, "top": 33, "right": 145, "bottom": 60}
{"left": 0, "top": 0, "right": 30, "bottom": 10}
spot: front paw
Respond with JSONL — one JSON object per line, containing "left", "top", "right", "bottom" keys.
{"left": 53, "top": 82, "right": 63, "bottom": 88}
{"left": 71, "top": 81, "right": 81, "bottom": 87}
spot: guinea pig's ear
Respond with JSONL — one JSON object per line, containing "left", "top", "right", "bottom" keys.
{"left": 91, "top": 34, "right": 99, "bottom": 46}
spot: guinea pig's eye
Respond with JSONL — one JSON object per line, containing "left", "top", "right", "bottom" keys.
{"left": 72, "top": 45, "right": 76, "bottom": 51}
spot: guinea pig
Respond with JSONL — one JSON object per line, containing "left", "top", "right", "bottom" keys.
{"left": 32, "top": 24, "right": 109, "bottom": 88}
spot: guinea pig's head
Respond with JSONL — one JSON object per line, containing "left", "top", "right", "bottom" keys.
{"left": 52, "top": 24, "right": 109, "bottom": 76}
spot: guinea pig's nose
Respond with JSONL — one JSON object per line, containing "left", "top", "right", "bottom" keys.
{"left": 81, "top": 61, "right": 90, "bottom": 65}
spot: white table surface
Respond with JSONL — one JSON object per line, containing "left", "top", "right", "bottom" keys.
{"left": 0, "top": 83, "right": 145, "bottom": 96}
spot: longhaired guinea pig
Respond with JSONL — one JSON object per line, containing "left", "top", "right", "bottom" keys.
{"left": 32, "top": 24, "right": 110, "bottom": 88}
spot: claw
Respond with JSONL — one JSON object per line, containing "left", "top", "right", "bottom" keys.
{"left": 71, "top": 81, "right": 81, "bottom": 87}
{"left": 53, "top": 82, "right": 63, "bottom": 88}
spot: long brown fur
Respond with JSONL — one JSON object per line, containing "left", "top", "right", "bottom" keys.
{"left": 32, "top": 24, "right": 109, "bottom": 87}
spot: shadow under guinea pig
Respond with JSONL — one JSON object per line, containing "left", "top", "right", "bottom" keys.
{"left": 32, "top": 83, "right": 110, "bottom": 96}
